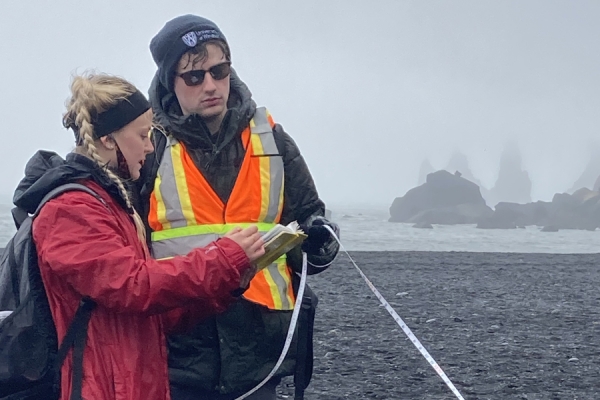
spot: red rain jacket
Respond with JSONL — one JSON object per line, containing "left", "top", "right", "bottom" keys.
{"left": 32, "top": 180, "right": 249, "bottom": 400}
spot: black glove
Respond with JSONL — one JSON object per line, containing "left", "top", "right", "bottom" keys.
{"left": 300, "top": 216, "right": 340, "bottom": 266}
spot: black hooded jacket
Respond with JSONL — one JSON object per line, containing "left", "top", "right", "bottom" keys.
{"left": 134, "top": 69, "right": 332, "bottom": 395}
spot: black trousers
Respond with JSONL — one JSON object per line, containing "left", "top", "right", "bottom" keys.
{"left": 170, "top": 380, "right": 279, "bottom": 400}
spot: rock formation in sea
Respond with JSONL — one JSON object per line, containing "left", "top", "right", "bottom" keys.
{"left": 389, "top": 170, "right": 493, "bottom": 224}
{"left": 445, "top": 150, "right": 491, "bottom": 203}
{"left": 487, "top": 142, "right": 532, "bottom": 206}
{"left": 417, "top": 159, "right": 435, "bottom": 185}
{"left": 567, "top": 144, "right": 600, "bottom": 193}
{"left": 478, "top": 187, "right": 600, "bottom": 231}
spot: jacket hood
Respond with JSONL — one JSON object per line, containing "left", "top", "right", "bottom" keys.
{"left": 13, "top": 150, "right": 130, "bottom": 214}
{"left": 149, "top": 67, "right": 256, "bottom": 150}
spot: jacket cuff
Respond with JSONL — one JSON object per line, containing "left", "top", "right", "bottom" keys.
{"left": 216, "top": 237, "right": 251, "bottom": 273}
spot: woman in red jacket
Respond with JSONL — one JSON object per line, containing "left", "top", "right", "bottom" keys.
{"left": 15, "top": 72, "right": 263, "bottom": 400}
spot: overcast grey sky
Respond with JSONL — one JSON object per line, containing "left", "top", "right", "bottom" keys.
{"left": 1, "top": 1, "right": 599, "bottom": 207}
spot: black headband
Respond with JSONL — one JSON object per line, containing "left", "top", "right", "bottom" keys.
{"left": 91, "top": 90, "right": 151, "bottom": 139}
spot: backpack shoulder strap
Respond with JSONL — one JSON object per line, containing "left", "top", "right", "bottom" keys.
{"left": 11, "top": 183, "right": 106, "bottom": 230}
{"left": 33, "top": 183, "right": 106, "bottom": 218}
{"left": 55, "top": 298, "right": 96, "bottom": 400}
{"left": 30, "top": 183, "right": 105, "bottom": 400}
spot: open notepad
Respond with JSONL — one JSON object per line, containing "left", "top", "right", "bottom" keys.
{"left": 255, "top": 221, "right": 308, "bottom": 269}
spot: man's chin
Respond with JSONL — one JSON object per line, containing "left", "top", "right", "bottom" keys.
{"left": 199, "top": 107, "right": 226, "bottom": 121}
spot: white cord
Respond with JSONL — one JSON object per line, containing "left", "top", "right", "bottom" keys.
{"left": 307, "top": 259, "right": 334, "bottom": 269}
{"left": 234, "top": 253, "right": 308, "bottom": 400}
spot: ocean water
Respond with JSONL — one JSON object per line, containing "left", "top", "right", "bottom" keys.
{"left": 0, "top": 204, "right": 15, "bottom": 248}
{"left": 331, "top": 205, "right": 600, "bottom": 254}
{"left": 0, "top": 203, "right": 598, "bottom": 254}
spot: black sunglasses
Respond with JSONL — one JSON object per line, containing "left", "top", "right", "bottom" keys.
{"left": 177, "top": 62, "right": 232, "bottom": 87}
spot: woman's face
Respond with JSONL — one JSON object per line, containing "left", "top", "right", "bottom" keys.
{"left": 106, "top": 109, "right": 154, "bottom": 180}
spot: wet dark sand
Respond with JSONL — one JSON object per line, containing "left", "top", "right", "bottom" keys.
{"left": 278, "top": 251, "right": 600, "bottom": 399}
{"left": 4, "top": 247, "right": 599, "bottom": 399}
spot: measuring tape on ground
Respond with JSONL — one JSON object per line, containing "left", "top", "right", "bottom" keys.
{"left": 235, "top": 228, "right": 465, "bottom": 400}
{"left": 323, "top": 225, "right": 466, "bottom": 400}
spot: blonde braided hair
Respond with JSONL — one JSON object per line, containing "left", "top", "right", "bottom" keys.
{"left": 63, "top": 72, "right": 147, "bottom": 244}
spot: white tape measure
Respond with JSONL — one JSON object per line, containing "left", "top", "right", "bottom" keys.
{"left": 235, "top": 228, "right": 466, "bottom": 400}
{"left": 234, "top": 252, "right": 308, "bottom": 400}
{"left": 324, "top": 225, "right": 466, "bottom": 400}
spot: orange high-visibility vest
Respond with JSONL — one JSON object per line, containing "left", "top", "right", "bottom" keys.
{"left": 148, "top": 107, "right": 294, "bottom": 310}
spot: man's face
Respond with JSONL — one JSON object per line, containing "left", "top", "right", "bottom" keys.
{"left": 174, "top": 43, "right": 231, "bottom": 124}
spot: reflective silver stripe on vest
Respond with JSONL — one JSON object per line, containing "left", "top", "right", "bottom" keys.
{"left": 157, "top": 137, "right": 187, "bottom": 228}
{"left": 251, "top": 107, "right": 272, "bottom": 136}
{"left": 152, "top": 231, "right": 289, "bottom": 309}
{"left": 267, "top": 263, "right": 291, "bottom": 309}
{"left": 252, "top": 107, "right": 284, "bottom": 223}
{"left": 152, "top": 233, "right": 218, "bottom": 259}
{"left": 152, "top": 107, "right": 284, "bottom": 245}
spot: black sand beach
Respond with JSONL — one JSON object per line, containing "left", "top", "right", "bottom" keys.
{"left": 278, "top": 251, "right": 600, "bottom": 399}
{"left": 4, "top": 248, "right": 600, "bottom": 398}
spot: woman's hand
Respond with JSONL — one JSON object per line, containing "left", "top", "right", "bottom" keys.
{"left": 224, "top": 226, "right": 265, "bottom": 263}
{"left": 224, "top": 226, "right": 265, "bottom": 289}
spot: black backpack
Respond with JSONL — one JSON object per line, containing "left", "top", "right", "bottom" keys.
{"left": 0, "top": 183, "right": 104, "bottom": 400}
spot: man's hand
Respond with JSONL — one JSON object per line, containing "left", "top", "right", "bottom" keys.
{"left": 300, "top": 216, "right": 340, "bottom": 257}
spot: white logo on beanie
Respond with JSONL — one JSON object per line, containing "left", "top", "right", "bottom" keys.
{"left": 181, "top": 29, "right": 222, "bottom": 47}
{"left": 181, "top": 31, "right": 198, "bottom": 47}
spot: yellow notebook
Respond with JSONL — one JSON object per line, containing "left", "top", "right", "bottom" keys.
{"left": 255, "top": 221, "right": 308, "bottom": 269}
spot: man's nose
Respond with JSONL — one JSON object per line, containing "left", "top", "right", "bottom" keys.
{"left": 202, "top": 73, "right": 218, "bottom": 92}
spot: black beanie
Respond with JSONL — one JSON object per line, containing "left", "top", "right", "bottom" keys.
{"left": 150, "top": 15, "right": 228, "bottom": 92}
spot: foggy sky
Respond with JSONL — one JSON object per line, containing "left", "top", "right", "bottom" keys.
{"left": 1, "top": 1, "right": 599, "bottom": 208}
